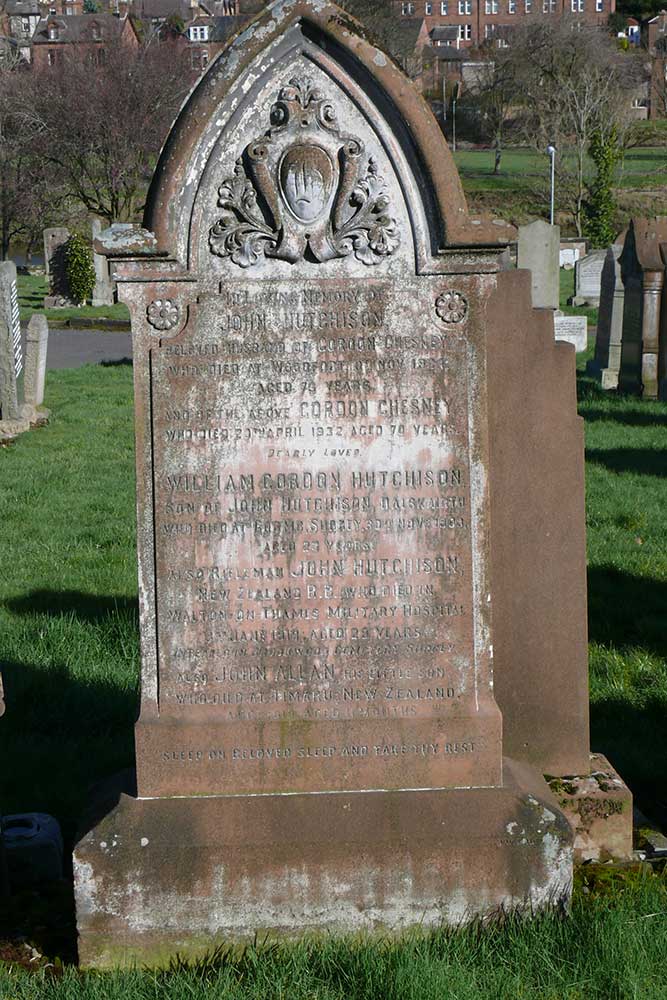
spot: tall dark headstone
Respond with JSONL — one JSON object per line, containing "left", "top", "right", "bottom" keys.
{"left": 72, "top": 0, "right": 619, "bottom": 966}
{"left": 618, "top": 218, "right": 667, "bottom": 400}
{"left": 43, "top": 227, "right": 72, "bottom": 307}
{"left": 588, "top": 236, "right": 625, "bottom": 389}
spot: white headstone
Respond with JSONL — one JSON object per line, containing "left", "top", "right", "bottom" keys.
{"left": 554, "top": 314, "right": 588, "bottom": 352}
{"left": 574, "top": 250, "right": 606, "bottom": 307}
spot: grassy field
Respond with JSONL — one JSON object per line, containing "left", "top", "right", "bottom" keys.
{"left": 0, "top": 353, "right": 666, "bottom": 992}
{"left": 18, "top": 274, "right": 130, "bottom": 325}
{"left": 453, "top": 146, "right": 667, "bottom": 229}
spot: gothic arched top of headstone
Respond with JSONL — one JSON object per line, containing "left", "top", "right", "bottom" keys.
{"left": 142, "top": 0, "right": 512, "bottom": 276}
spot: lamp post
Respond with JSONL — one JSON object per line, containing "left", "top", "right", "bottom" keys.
{"left": 546, "top": 144, "right": 556, "bottom": 226}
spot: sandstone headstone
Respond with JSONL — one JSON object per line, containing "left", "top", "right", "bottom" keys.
{"left": 517, "top": 220, "right": 560, "bottom": 310}
{"left": 72, "top": 0, "right": 607, "bottom": 966}
{"left": 574, "top": 250, "right": 606, "bottom": 307}
{"left": 22, "top": 314, "right": 49, "bottom": 411}
{"left": 587, "top": 237, "right": 625, "bottom": 388}
{"left": 554, "top": 314, "right": 588, "bottom": 352}
{"left": 618, "top": 218, "right": 667, "bottom": 400}
{"left": 42, "top": 227, "right": 71, "bottom": 307}
{"left": 0, "top": 261, "right": 21, "bottom": 422}
{"left": 91, "top": 218, "right": 115, "bottom": 307}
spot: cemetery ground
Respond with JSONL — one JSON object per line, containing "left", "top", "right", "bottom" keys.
{"left": 17, "top": 275, "right": 129, "bottom": 328}
{"left": 0, "top": 351, "right": 666, "bottom": 997}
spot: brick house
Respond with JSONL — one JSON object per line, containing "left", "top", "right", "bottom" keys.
{"left": 184, "top": 12, "right": 245, "bottom": 74}
{"left": 31, "top": 12, "right": 139, "bottom": 67}
{"left": 392, "top": 0, "right": 615, "bottom": 49}
{"left": 2, "top": 0, "right": 41, "bottom": 62}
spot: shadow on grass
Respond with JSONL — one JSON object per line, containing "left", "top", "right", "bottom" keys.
{"left": 582, "top": 407, "right": 667, "bottom": 427}
{"left": 4, "top": 590, "right": 137, "bottom": 623}
{"left": 585, "top": 448, "right": 667, "bottom": 478}
{"left": 588, "top": 566, "right": 667, "bottom": 659}
{"left": 100, "top": 358, "right": 133, "bottom": 367}
{"left": 0, "top": 642, "right": 138, "bottom": 963}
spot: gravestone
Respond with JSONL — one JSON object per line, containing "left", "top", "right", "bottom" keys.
{"left": 517, "top": 220, "right": 560, "bottom": 311}
{"left": 0, "top": 261, "right": 21, "bottom": 423}
{"left": 73, "top": 0, "right": 612, "bottom": 966}
{"left": 559, "top": 247, "right": 579, "bottom": 269}
{"left": 91, "top": 218, "right": 115, "bottom": 307}
{"left": 22, "top": 314, "right": 49, "bottom": 413}
{"left": 43, "top": 227, "right": 72, "bottom": 307}
{"left": 618, "top": 217, "right": 667, "bottom": 399}
{"left": 587, "top": 236, "right": 625, "bottom": 389}
{"left": 574, "top": 250, "right": 606, "bottom": 307}
{"left": 554, "top": 314, "right": 587, "bottom": 352}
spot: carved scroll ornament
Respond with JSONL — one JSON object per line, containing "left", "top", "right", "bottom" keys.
{"left": 209, "top": 77, "right": 401, "bottom": 268}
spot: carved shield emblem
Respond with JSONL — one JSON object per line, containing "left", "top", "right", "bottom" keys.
{"left": 279, "top": 144, "right": 334, "bottom": 223}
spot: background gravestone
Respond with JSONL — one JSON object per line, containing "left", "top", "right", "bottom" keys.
{"left": 72, "top": 0, "right": 626, "bottom": 967}
{"left": 553, "top": 314, "right": 587, "bottom": 352}
{"left": 517, "top": 220, "right": 560, "bottom": 311}
{"left": 587, "top": 236, "right": 626, "bottom": 389}
{"left": 21, "top": 314, "right": 49, "bottom": 416}
{"left": 42, "top": 227, "right": 72, "bottom": 307}
{"left": 618, "top": 217, "right": 667, "bottom": 399}
{"left": 574, "top": 250, "right": 606, "bottom": 307}
{"left": 0, "top": 261, "right": 22, "bottom": 424}
{"left": 91, "top": 218, "right": 115, "bottom": 307}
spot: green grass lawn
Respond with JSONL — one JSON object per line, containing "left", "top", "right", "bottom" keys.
{"left": 453, "top": 146, "right": 667, "bottom": 229}
{"left": 0, "top": 358, "right": 666, "bottom": 993}
{"left": 18, "top": 274, "right": 130, "bottom": 325}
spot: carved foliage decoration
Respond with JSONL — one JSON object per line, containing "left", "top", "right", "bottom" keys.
{"left": 209, "top": 77, "right": 401, "bottom": 268}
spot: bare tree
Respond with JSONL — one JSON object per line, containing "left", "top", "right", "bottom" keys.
{"left": 460, "top": 53, "right": 518, "bottom": 174}
{"left": 505, "top": 20, "right": 639, "bottom": 234}
{"left": 31, "top": 38, "right": 192, "bottom": 224}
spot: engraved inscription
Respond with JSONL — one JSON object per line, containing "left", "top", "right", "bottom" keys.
{"left": 151, "top": 278, "right": 480, "bottom": 731}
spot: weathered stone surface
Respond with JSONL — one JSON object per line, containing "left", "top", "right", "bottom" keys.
{"left": 0, "top": 261, "right": 21, "bottom": 422}
{"left": 548, "top": 754, "right": 633, "bottom": 863}
{"left": 23, "top": 314, "right": 49, "bottom": 409}
{"left": 574, "top": 250, "right": 606, "bottom": 307}
{"left": 91, "top": 218, "right": 115, "bottom": 307}
{"left": 43, "top": 227, "right": 72, "bottom": 306}
{"left": 618, "top": 218, "right": 667, "bottom": 400}
{"left": 517, "top": 220, "right": 560, "bottom": 311}
{"left": 75, "top": 758, "right": 572, "bottom": 968}
{"left": 587, "top": 238, "right": 625, "bottom": 389}
{"left": 74, "top": 0, "right": 585, "bottom": 962}
{"left": 554, "top": 314, "right": 588, "bottom": 353}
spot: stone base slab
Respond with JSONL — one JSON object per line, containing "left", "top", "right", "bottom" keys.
{"left": 547, "top": 753, "right": 632, "bottom": 862}
{"left": 74, "top": 757, "right": 573, "bottom": 968}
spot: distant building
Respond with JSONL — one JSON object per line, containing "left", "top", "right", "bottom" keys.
{"left": 185, "top": 13, "right": 245, "bottom": 73}
{"left": 31, "top": 12, "right": 139, "bottom": 67}
{"left": 392, "top": 0, "right": 615, "bottom": 50}
{"left": 2, "top": 0, "right": 41, "bottom": 62}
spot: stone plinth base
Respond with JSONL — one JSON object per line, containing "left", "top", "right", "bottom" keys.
{"left": 74, "top": 758, "right": 573, "bottom": 968}
{"left": 547, "top": 753, "right": 633, "bottom": 863}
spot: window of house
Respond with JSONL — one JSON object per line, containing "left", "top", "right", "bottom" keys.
{"left": 425, "top": 1, "right": 432, "bottom": 12}
{"left": 484, "top": 0, "right": 498, "bottom": 13}
{"left": 508, "top": 0, "right": 516, "bottom": 11}
{"left": 595, "top": 0, "right": 602, "bottom": 9}
{"left": 484, "top": 22, "right": 495, "bottom": 36}
{"left": 401, "top": 1, "right": 415, "bottom": 11}
{"left": 570, "top": 0, "right": 584, "bottom": 11}
{"left": 65, "top": 5, "right": 73, "bottom": 13}
{"left": 457, "top": 22, "right": 472, "bottom": 37}
{"left": 189, "top": 25, "right": 210, "bottom": 40}
{"left": 91, "top": 22, "right": 100, "bottom": 38}
{"left": 48, "top": 25, "right": 58, "bottom": 39}
{"left": 458, "top": 0, "right": 472, "bottom": 13}
{"left": 440, "top": 0, "right": 448, "bottom": 13}
{"left": 542, "top": 0, "right": 555, "bottom": 11}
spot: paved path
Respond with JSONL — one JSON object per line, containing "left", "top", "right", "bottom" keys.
{"left": 22, "top": 327, "right": 132, "bottom": 369}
